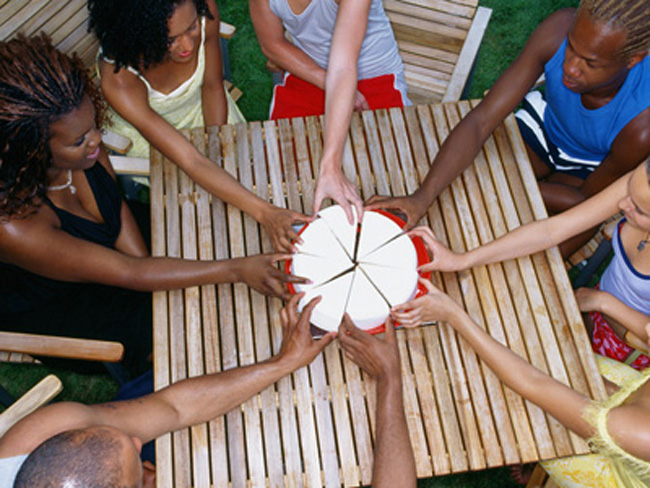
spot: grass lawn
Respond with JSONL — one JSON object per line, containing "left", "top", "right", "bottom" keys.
{"left": 1, "top": 1, "right": 581, "bottom": 486}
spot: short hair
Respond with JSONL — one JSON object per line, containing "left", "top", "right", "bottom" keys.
{"left": 0, "top": 34, "right": 105, "bottom": 219}
{"left": 577, "top": 0, "right": 650, "bottom": 58}
{"left": 14, "top": 428, "right": 134, "bottom": 488}
{"left": 88, "top": 0, "right": 213, "bottom": 72}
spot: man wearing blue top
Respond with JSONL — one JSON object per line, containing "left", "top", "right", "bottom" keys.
{"left": 368, "top": 0, "right": 649, "bottom": 256}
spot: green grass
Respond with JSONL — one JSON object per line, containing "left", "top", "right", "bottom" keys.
{"left": 2, "top": 1, "right": 582, "bottom": 485}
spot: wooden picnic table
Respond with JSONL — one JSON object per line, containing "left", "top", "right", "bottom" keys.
{"left": 151, "top": 101, "right": 607, "bottom": 488}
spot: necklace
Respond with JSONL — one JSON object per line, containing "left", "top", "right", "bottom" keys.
{"left": 47, "top": 169, "right": 76, "bottom": 194}
{"left": 637, "top": 231, "right": 650, "bottom": 251}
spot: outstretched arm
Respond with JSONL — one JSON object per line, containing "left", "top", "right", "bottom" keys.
{"left": 0, "top": 294, "right": 335, "bottom": 457}
{"left": 339, "top": 316, "right": 416, "bottom": 488}
{"left": 404, "top": 281, "right": 594, "bottom": 438}
{"left": 312, "top": 0, "right": 371, "bottom": 222}
{"left": 409, "top": 170, "right": 627, "bottom": 274}
{"left": 99, "top": 62, "right": 309, "bottom": 251}
{"left": 366, "top": 9, "right": 575, "bottom": 228}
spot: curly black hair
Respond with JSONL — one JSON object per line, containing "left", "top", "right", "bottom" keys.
{"left": 88, "top": 0, "right": 213, "bottom": 72}
{"left": 0, "top": 34, "right": 105, "bottom": 219}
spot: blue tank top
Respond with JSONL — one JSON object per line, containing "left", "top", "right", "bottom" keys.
{"left": 0, "top": 162, "right": 122, "bottom": 314}
{"left": 544, "top": 39, "right": 650, "bottom": 161}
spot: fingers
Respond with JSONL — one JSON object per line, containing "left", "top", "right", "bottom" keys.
{"left": 364, "top": 194, "right": 390, "bottom": 208}
{"left": 418, "top": 276, "right": 436, "bottom": 292}
{"left": 312, "top": 192, "right": 325, "bottom": 216}
{"left": 340, "top": 200, "right": 356, "bottom": 225}
{"left": 353, "top": 197, "right": 365, "bottom": 224}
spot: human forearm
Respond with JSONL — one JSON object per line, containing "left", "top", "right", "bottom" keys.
{"left": 202, "top": 80, "right": 228, "bottom": 126}
{"left": 445, "top": 306, "right": 593, "bottom": 437}
{"left": 133, "top": 356, "right": 296, "bottom": 442}
{"left": 597, "top": 294, "right": 650, "bottom": 342}
{"left": 372, "top": 375, "right": 416, "bottom": 488}
{"left": 98, "top": 255, "right": 263, "bottom": 291}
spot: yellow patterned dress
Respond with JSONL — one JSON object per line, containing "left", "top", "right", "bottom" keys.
{"left": 100, "top": 17, "right": 245, "bottom": 159}
{"left": 541, "top": 355, "right": 650, "bottom": 487}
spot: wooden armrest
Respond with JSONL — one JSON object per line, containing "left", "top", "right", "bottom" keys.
{"left": 0, "top": 375, "right": 63, "bottom": 437}
{"left": 443, "top": 6, "right": 492, "bottom": 102}
{"left": 624, "top": 331, "right": 649, "bottom": 355}
{"left": 219, "top": 21, "right": 236, "bottom": 40}
{"left": 0, "top": 332, "right": 124, "bottom": 362}
{"left": 109, "top": 155, "right": 150, "bottom": 176}
{"left": 102, "top": 129, "right": 132, "bottom": 155}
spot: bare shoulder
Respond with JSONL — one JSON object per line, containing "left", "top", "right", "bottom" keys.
{"left": 0, "top": 205, "right": 57, "bottom": 252}
{"left": 98, "top": 59, "right": 146, "bottom": 99}
{"left": 0, "top": 402, "right": 97, "bottom": 458}
{"left": 617, "top": 107, "right": 650, "bottom": 146}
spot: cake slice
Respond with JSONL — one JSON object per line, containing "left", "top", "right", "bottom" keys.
{"left": 317, "top": 205, "right": 358, "bottom": 261}
{"left": 294, "top": 217, "right": 352, "bottom": 263}
{"left": 344, "top": 268, "right": 390, "bottom": 330}
{"left": 358, "top": 233, "right": 417, "bottom": 271}
{"left": 356, "top": 211, "right": 404, "bottom": 261}
{"left": 298, "top": 271, "right": 355, "bottom": 332}
{"left": 358, "top": 262, "right": 418, "bottom": 308}
{"left": 291, "top": 253, "right": 355, "bottom": 293}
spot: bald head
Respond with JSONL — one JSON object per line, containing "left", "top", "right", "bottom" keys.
{"left": 14, "top": 426, "right": 142, "bottom": 488}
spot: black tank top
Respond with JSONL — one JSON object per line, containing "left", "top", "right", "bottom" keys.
{"left": 0, "top": 163, "right": 123, "bottom": 314}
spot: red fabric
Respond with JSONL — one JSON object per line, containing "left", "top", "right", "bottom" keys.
{"left": 270, "top": 73, "right": 404, "bottom": 120}
{"left": 591, "top": 311, "right": 650, "bottom": 370}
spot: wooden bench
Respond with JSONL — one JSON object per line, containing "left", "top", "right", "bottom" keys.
{"left": 385, "top": 0, "right": 492, "bottom": 104}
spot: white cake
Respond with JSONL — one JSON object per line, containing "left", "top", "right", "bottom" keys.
{"left": 290, "top": 205, "right": 421, "bottom": 333}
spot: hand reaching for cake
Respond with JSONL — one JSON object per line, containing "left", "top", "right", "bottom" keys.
{"left": 233, "top": 254, "right": 309, "bottom": 300}
{"left": 338, "top": 314, "right": 401, "bottom": 382}
{"left": 391, "top": 278, "right": 463, "bottom": 328}
{"left": 408, "top": 226, "right": 468, "bottom": 273}
{"left": 313, "top": 165, "right": 363, "bottom": 225}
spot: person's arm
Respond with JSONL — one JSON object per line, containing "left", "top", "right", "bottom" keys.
{"left": 400, "top": 280, "right": 595, "bottom": 437}
{"left": 576, "top": 287, "right": 650, "bottom": 343}
{"left": 366, "top": 9, "right": 576, "bottom": 228}
{"left": 311, "top": 0, "right": 371, "bottom": 222}
{"left": 249, "top": 0, "right": 370, "bottom": 113}
{"left": 201, "top": 0, "right": 228, "bottom": 126}
{"left": 0, "top": 201, "right": 300, "bottom": 298}
{"left": 0, "top": 294, "right": 335, "bottom": 457}
{"left": 249, "top": 0, "right": 328, "bottom": 90}
{"left": 338, "top": 316, "right": 416, "bottom": 488}
{"left": 99, "top": 62, "right": 308, "bottom": 252}
{"left": 406, "top": 171, "right": 626, "bottom": 274}
{"left": 541, "top": 108, "right": 650, "bottom": 214}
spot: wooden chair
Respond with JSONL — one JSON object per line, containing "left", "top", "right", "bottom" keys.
{"left": 0, "top": 375, "right": 62, "bottom": 436}
{"left": 385, "top": 0, "right": 492, "bottom": 104}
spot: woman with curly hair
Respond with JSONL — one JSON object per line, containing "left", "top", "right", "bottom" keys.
{"left": 0, "top": 35, "right": 300, "bottom": 376}
{"left": 90, "top": 0, "right": 308, "bottom": 252}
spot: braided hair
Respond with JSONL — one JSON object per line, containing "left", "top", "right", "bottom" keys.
{"left": 0, "top": 34, "right": 105, "bottom": 218}
{"left": 88, "top": 0, "right": 212, "bottom": 72}
{"left": 577, "top": 0, "right": 650, "bottom": 58}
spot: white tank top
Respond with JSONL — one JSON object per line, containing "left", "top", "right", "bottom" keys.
{"left": 600, "top": 220, "right": 650, "bottom": 315}
{"left": 269, "top": 0, "right": 404, "bottom": 81}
